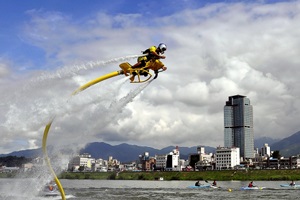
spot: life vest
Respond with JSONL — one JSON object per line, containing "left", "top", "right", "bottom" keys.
{"left": 142, "top": 46, "right": 160, "bottom": 61}
{"left": 142, "top": 46, "right": 156, "bottom": 54}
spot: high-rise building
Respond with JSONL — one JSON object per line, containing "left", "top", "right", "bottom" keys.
{"left": 224, "top": 95, "right": 254, "bottom": 159}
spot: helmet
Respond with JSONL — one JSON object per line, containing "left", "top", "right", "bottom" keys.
{"left": 158, "top": 43, "right": 167, "bottom": 53}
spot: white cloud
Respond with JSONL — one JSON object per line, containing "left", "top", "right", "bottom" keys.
{"left": 175, "top": 81, "right": 209, "bottom": 106}
{"left": 0, "top": 62, "right": 10, "bottom": 78}
{"left": 1, "top": 1, "right": 300, "bottom": 154}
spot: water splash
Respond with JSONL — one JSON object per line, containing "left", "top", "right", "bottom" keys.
{"left": 2, "top": 55, "right": 139, "bottom": 137}
{"left": 31, "top": 55, "right": 140, "bottom": 82}
{"left": 0, "top": 164, "right": 56, "bottom": 199}
{"left": 109, "top": 79, "right": 152, "bottom": 112}
{"left": 1, "top": 55, "right": 153, "bottom": 199}
{"left": 74, "top": 78, "right": 153, "bottom": 141}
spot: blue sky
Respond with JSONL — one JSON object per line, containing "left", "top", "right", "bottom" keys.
{"left": 1, "top": 0, "right": 300, "bottom": 155}
{"left": 1, "top": 0, "right": 205, "bottom": 68}
{"left": 0, "top": 0, "right": 286, "bottom": 70}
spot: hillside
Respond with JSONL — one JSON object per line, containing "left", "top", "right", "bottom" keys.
{"left": 80, "top": 142, "right": 160, "bottom": 162}
{"left": 1, "top": 131, "right": 300, "bottom": 160}
{"left": 271, "top": 131, "right": 300, "bottom": 157}
{"left": 254, "top": 137, "right": 280, "bottom": 148}
{"left": 80, "top": 142, "right": 215, "bottom": 162}
{"left": 0, "top": 142, "right": 215, "bottom": 162}
{"left": 0, "top": 148, "right": 42, "bottom": 158}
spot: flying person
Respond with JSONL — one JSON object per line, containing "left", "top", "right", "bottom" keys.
{"left": 132, "top": 43, "right": 167, "bottom": 68}
{"left": 130, "top": 43, "right": 167, "bottom": 82}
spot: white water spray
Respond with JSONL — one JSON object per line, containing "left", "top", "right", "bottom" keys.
{"left": 78, "top": 79, "right": 153, "bottom": 141}
{"left": 1, "top": 54, "right": 155, "bottom": 199}
{"left": 31, "top": 55, "right": 141, "bottom": 82}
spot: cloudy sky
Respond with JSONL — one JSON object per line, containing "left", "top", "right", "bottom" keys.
{"left": 1, "top": 0, "right": 299, "bottom": 155}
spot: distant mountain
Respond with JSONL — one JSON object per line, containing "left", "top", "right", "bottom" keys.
{"left": 80, "top": 142, "right": 160, "bottom": 162}
{"left": 5, "top": 131, "right": 300, "bottom": 162}
{"left": 254, "top": 137, "right": 280, "bottom": 149}
{"left": 80, "top": 142, "right": 215, "bottom": 162}
{"left": 0, "top": 148, "right": 42, "bottom": 158}
{"left": 0, "top": 142, "right": 215, "bottom": 163}
{"left": 271, "top": 131, "right": 300, "bottom": 157}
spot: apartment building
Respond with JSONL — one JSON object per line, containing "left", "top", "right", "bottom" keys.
{"left": 68, "top": 153, "right": 95, "bottom": 171}
{"left": 215, "top": 147, "right": 240, "bottom": 170}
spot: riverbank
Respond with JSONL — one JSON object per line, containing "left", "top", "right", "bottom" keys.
{"left": 1, "top": 169, "right": 299, "bottom": 180}
{"left": 59, "top": 169, "right": 300, "bottom": 181}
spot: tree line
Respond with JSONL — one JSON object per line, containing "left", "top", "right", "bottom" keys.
{"left": 0, "top": 156, "right": 32, "bottom": 167}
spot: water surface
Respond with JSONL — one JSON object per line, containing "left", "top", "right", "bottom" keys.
{"left": 1, "top": 179, "right": 299, "bottom": 200}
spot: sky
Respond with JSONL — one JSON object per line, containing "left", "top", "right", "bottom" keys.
{"left": 1, "top": 0, "right": 300, "bottom": 155}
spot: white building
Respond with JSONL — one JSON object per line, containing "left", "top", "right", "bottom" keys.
{"left": 68, "top": 153, "right": 95, "bottom": 171}
{"left": 0, "top": 166, "right": 19, "bottom": 173}
{"left": 215, "top": 147, "right": 240, "bottom": 170}
{"left": 192, "top": 146, "right": 214, "bottom": 170}
{"left": 197, "top": 146, "right": 205, "bottom": 154}
{"left": 155, "top": 154, "right": 167, "bottom": 170}
{"left": 179, "top": 159, "right": 186, "bottom": 171}
{"left": 291, "top": 155, "right": 300, "bottom": 168}
{"left": 165, "top": 147, "right": 180, "bottom": 171}
{"left": 107, "top": 156, "right": 120, "bottom": 170}
{"left": 261, "top": 143, "right": 271, "bottom": 157}
{"left": 95, "top": 158, "right": 108, "bottom": 172}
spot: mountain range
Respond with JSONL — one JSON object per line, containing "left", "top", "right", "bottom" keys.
{"left": 79, "top": 142, "right": 215, "bottom": 162}
{"left": 1, "top": 131, "right": 299, "bottom": 162}
{"left": 271, "top": 131, "right": 300, "bottom": 157}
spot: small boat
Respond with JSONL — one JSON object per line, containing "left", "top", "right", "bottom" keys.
{"left": 187, "top": 184, "right": 211, "bottom": 189}
{"left": 210, "top": 185, "right": 220, "bottom": 189}
{"left": 240, "top": 186, "right": 265, "bottom": 190}
{"left": 39, "top": 182, "right": 60, "bottom": 196}
{"left": 280, "top": 184, "right": 300, "bottom": 188}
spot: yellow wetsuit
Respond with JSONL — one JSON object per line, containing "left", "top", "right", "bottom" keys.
{"left": 129, "top": 45, "right": 165, "bottom": 82}
{"left": 137, "top": 46, "right": 159, "bottom": 63}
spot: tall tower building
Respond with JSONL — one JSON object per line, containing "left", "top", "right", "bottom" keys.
{"left": 224, "top": 95, "right": 254, "bottom": 159}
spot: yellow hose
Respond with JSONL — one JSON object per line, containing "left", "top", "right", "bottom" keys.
{"left": 42, "top": 120, "right": 66, "bottom": 199}
{"left": 72, "top": 71, "right": 122, "bottom": 95}
{"left": 42, "top": 71, "right": 122, "bottom": 200}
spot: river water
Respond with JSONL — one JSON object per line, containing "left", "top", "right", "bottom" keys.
{"left": 0, "top": 179, "right": 299, "bottom": 200}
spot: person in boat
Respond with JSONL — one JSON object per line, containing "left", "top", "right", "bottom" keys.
{"left": 248, "top": 181, "right": 254, "bottom": 187}
{"left": 290, "top": 180, "right": 296, "bottom": 186}
{"left": 130, "top": 43, "right": 167, "bottom": 82}
{"left": 46, "top": 180, "right": 57, "bottom": 191}
{"left": 195, "top": 180, "right": 201, "bottom": 186}
{"left": 212, "top": 180, "right": 217, "bottom": 186}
